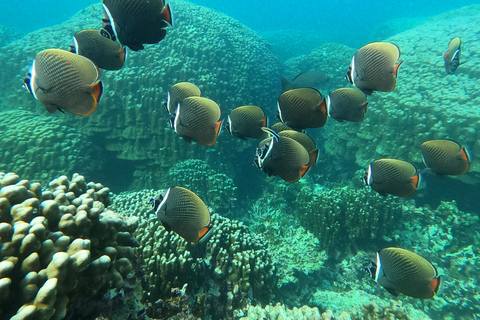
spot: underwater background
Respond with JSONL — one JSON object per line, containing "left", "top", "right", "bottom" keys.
{"left": 0, "top": 0, "right": 480, "bottom": 319}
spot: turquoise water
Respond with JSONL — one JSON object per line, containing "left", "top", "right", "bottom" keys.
{"left": 0, "top": 0, "right": 479, "bottom": 319}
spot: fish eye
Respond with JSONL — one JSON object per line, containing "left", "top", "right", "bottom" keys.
{"left": 100, "top": 27, "right": 113, "bottom": 39}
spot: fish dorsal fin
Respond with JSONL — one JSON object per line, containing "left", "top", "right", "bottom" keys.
{"left": 261, "top": 127, "right": 279, "bottom": 141}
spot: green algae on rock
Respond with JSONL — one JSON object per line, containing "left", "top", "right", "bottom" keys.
{"left": 0, "top": 172, "right": 139, "bottom": 320}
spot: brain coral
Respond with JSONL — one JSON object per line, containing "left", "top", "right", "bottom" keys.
{"left": 0, "top": 172, "right": 139, "bottom": 320}
{"left": 0, "top": 0, "right": 281, "bottom": 190}
{"left": 0, "top": 109, "right": 105, "bottom": 186}
{"left": 110, "top": 189, "right": 277, "bottom": 319}
{"left": 322, "top": 5, "right": 480, "bottom": 185}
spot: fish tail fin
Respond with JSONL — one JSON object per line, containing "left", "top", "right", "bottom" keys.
{"left": 91, "top": 81, "right": 103, "bottom": 105}
{"left": 161, "top": 3, "right": 173, "bottom": 26}
{"left": 262, "top": 116, "right": 268, "bottom": 127}
{"left": 214, "top": 120, "right": 222, "bottom": 135}
{"left": 299, "top": 165, "right": 310, "bottom": 177}
{"left": 394, "top": 61, "right": 404, "bottom": 77}
{"left": 362, "top": 102, "right": 369, "bottom": 113}
{"left": 460, "top": 146, "right": 471, "bottom": 162}
{"left": 431, "top": 276, "right": 442, "bottom": 295}
{"left": 319, "top": 98, "right": 327, "bottom": 116}
{"left": 119, "top": 46, "right": 127, "bottom": 62}
{"left": 309, "top": 149, "right": 319, "bottom": 166}
{"left": 280, "top": 76, "right": 290, "bottom": 92}
{"left": 411, "top": 173, "right": 422, "bottom": 189}
{"left": 197, "top": 226, "right": 213, "bottom": 243}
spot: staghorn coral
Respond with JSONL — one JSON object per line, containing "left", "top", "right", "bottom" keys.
{"left": 165, "top": 159, "right": 237, "bottom": 215}
{"left": 0, "top": 1, "right": 281, "bottom": 190}
{"left": 0, "top": 109, "right": 105, "bottom": 186}
{"left": 110, "top": 189, "right": 277, "bottom": 320}
{"left": 0, "top": 172, "right": 139, "bottom": 320}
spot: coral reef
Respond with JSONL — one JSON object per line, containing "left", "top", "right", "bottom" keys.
{"left": 236, "top": 303, "right": 322, "bottom": 320}
{"left": 110, "top": 189, "right": 277, "bottom": 319}
{"left": 321, "top": 5, "right": 480, "bottom": 186}
{"left": 0, "top": 172, "right": 139, "bottom": 320}
{"left": 249, "top": 198, "right": 327, "bottom": 287}
{"left": 165, "top": 159, "right": 237, "bottom": 215}
{"left": 0, "top": 25, "right": 23, "bottom": 48}
{"left": 0, "top": 1, "right": 281, "bottom": 190}
{"left": 0, "top": 109, "right": 105, "bottom": 186}
{"left": 266, "top": 180, "right": 404, "bottom": 258}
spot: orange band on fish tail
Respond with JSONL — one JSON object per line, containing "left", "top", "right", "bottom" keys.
{"left": 262, "top": 116, "right": 268, "bottom": 127}
{"left": 411, "top": 174, "right": 420, "bottom": 188}
{"left": 310, "top": 149, "right": 319, "bottom": 165}
{"left": 162, "top": 3, "right": 173, "bottom": 25}
{"left": 319, "top": 99, "right": 327, "bottom": 115}
{"left": 119, "top": 47, "right": 126, "bottom": 62}
{"left": 214, "top": 120, "right": 222, "bottom": 134}
{"left": 393, "top": 61, "right": 404, "bottom": 77}
{"left": 91, "top": 81, "right": 103, "bottom": 103}
{"left": 299, "top": 165, "right": 310, "bottom": 177}
{"left": 198, "top": 226, "right": 211, "bottom": 240}
{"left": 430, "top": 277, "right": 442, "bottom": 294}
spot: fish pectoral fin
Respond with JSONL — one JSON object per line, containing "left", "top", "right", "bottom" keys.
{"left": 385, "top": 287, "right": 398, "bottom": 296}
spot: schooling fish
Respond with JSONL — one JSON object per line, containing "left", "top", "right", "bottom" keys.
{"left": 270, "top": 122, "right": 295, "bottom": 133}
{"left": 444, "top": 37, "right": 461, "bottom": 74}
{"left": 102, "top": 0, "right": 172, "bottom": 51}
{"left": 224, "top": 105, "right": 267, "bottom": 140}
{"left": 345, "top": 42, "right": 403, "bottom": 95}
{"left": 326, "top": 87, "right": 368, "bottom": 122}
{"left": 366, "top": 247, "right": 442, "bottom": 299}
{"left": 254, "top": 128, "right": 310, "bottom": 183}
{"left": 421, "top": 139, "right": 470, "bottom": 176}
{"left": 150, "top": 186, "right": 212, "bottom": 243}
{"left": 278, "top": 130, "right": 318, "bottom": 168}
{"left": 165, "top": 82, "right": 201, "bottom": 115}
{"left": 363, "top": 158, "right": 421, "bottom": 197}
{"left": 277, "top": 88, "right": 328, "bottom": 130}
{"left": 171, "top": 96, "right": 222, "bottom": 146}
{"left": 280, "top": 70, "right": 329, "bottom": 92}
{"left": 23, "top": 49, "right": 103, "bottom": 116}
{"left": 71, "top": 29, "right": 126, "bottom": 70}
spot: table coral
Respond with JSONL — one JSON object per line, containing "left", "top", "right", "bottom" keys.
{"left": 0, "top": 172, "right": 138, "bottom": 320}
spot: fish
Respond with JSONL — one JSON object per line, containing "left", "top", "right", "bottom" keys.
{"left": 363, "top": 158, "right": 422, "bottom": 197}
{"left": 270, "top": 122, "right": 295, "bottom": 133}
{"left": 278, "top": 130, "right": 318, "bottom": 168}
{"left": 71, "top": 29, "right": 126, "bottom": 70}
{"left": 223, "top": 105, "right": 267, "bottom": 140}
{"left": 444, "top": 37, "right": 461, "bottom": 74}
{"left": 420, "top": 139, "right": 470, "bottom": 176}
{"left": 326, "top": 87, "right": 368, "bottom": 122}
{"left": 281, "top": 70, "right": 329, "bottom": 92}
{"left": 254, "top": 128, "right": 310, "bottom": 183}
{"left": 102, "top": 0, "right": 173, "bottom": 51}
{"left": 23, "top": 48, "right": 103, "bottom": 116}
{"left": 150, "top": 186, "right": 212, "bottom": 243}
{"left": 366, "top": 247, "right": 442, "bottom": 299}
{"left": 345, "top": 42, "right": 403, "bottom": 95}
{"left": 171, "top": 96, "right": 222, "bottom": 146}
{"left": 165, "top": 82, "right": 201, "bottom": 115}
{"left": 277, "top": 88, "right": 328, "bottom": 130}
